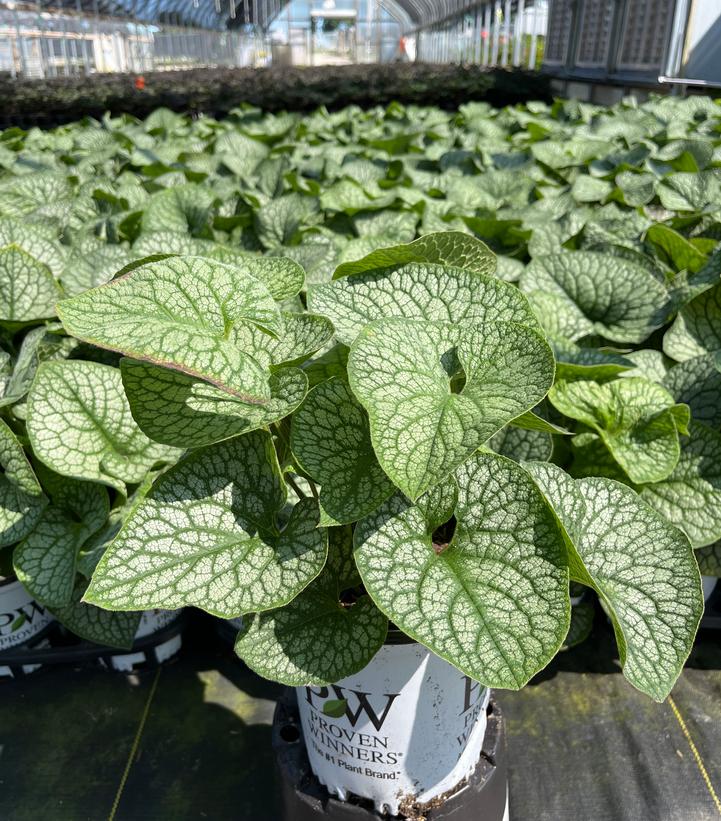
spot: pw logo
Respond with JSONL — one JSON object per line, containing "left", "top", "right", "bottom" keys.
{"left": 0, "top": 601, "right": 47, "bottom": 636}
{"left": 304, "top": 686, "right": 400, "bottom": 731}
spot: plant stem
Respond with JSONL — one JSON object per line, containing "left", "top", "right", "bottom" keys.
{"left": 271, "top": 421, "right": 291, "bottom": 450}
{"left": 306, "top": 476, "right": 320, "bottom": 502}
{"left": 286, "top": 473, "right": 308, "bottom": 500}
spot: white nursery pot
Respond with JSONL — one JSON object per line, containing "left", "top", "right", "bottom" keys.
{"left": 110, "top": 609, "right": 182, "bottom": 672}
{"left": 702, "top": 576, "right": 718, "bottom": 601}
{"left": 0, "top": 577, "right": 54, "bottom": 677}
{"left": 296, "top": 638, "right": 490, "bottom": 816}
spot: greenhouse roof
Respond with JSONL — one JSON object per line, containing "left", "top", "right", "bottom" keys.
{"left": 2, "top": 0, "right": 423, "bottom": 30}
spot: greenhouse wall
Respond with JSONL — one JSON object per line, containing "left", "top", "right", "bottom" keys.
{"left": 0, "top": 6, "right": 269, "bottom": 78}
{"left": 412, "top": 0, "right": 548, "bottom": 70}
{"left": 542, "top": 0, "right": 721, "bottom": 92}
{"left": 0, "top": 0, "right": 408, "bottom": 78}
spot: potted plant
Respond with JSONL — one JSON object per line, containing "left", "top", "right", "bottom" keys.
{"left": 0, "top": 242, "right": 73, "bottom": 674}
{"left": 54, "top": 232, "right": 705, "bottom": 816}
{"left": 0, "top": 230, "right": 183, "bottom": 671}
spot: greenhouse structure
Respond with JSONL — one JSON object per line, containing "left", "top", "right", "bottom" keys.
{"left": 1, "top": 0, "right": 720, "bottom": 86}
{"left": 2, "top": 0, "right": 721, "bottom": 819}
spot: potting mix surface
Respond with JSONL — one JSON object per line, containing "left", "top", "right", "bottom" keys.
{"left": 2, "top": 613, "right": 720, "bottom": 821}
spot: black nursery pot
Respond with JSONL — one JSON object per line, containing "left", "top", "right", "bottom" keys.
{"left": 101, "top": 609, "right": 185, "bottom": 672}
{"left": 272, "top": 688, "right": 508, "bottom": 821}
{"left": 702, "top": 576, "right": 721, "bottom": 629}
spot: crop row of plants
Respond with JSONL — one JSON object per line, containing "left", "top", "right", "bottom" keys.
{"left": 1, "top": 94, "right": 720, "bottom": 700}
{"left": 0, "top": 64, "right": 551, "bottom": 129}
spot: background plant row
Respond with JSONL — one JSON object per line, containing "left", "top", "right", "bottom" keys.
{"left": 0, "top": 65, "right": 552, "bottom": 131}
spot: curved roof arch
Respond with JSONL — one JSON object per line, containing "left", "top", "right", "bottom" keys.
{"left": 17, "top": 0, "right": 420, "bottom": 31}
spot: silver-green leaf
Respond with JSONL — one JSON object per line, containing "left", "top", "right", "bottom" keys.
{"left": 348, "top": 317, "right": 555, "bottom": 500}
{"left": 51, "top": 579, "right": 141, "bottom": 649}
{"left": 521, "top": 252, "right": 669, "bottom": 343}
{"left": 523, "top": 461, "right": 702, "bottom": 701}
{"left": 0, "top": 245, "right": 62, "bottom": 323}
{"left": 121, "top": 360, "right": 308, "bottom": 449}
{"left": 85, "top": 432, "right": 328, "bottom": 617}
{"left": 291, "top": 377, "right": 395, "bottom": 525}
{"left": 14, "top": 478, "right": 108, "bottom": 608}
{"left": 640, "top": 421, "right": 721, "bottom": 548}
{"left": 354, "top": 452, "right": 570, "bottom": 689}
{"left": 27, "top": 360, "right": 179, "bottom": 493}
{"left": 310, "top": 261, "right": 538, "bottom": 346}
{"left": 236, "top": 527, "right": 387, "bottom": 685}
{"left": 332, "top": 231, "right": 495, "bottom": 280}
{"left": 663, "top": 355, "right": 721, "bottom": 427}
{"left": 57, "top": 255, "right": 283, "bottom": 402}
{"left": 549, "top": 378, "right": 685, "bottom": 484}
{"left": 664, "top": 282, "right": 721, "bottom": 363}
{"left": 0, "top": 418, "right": 47, "bottom": 547}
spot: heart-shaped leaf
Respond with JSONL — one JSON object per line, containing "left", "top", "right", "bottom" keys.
{"left": 524, "top": 461, "right": 703, "bottom": 701}
{"left": 549, "top": 378, "right": 686, "bottom": 484}
{"left": 348, "top": 318, "right": 555, "bottom": 500}
{"left": 310, "top": 261, "right": 538, "bottom": 346}
{"left": 85, "top": 432, "right": 328, "bottom": 617}
{"left": 27, "top": 360, "right": 179, "bottom": 494}
{"left": 236, "top": 527, "right": 387, "bottom": 685}
{"left": 521, "top": 252, "right": 669, "bottom": 343}
{"left": 291, "top": 377, "right": 395, "bottom": 525}
{"left": 354, "top": 452, "right": 570, "bottom": 688}
{"left": 57, "top": 256, "right": 283, "bottom": 402}
{"left": 121, "top": 360, "right": 308, "bottom": 449}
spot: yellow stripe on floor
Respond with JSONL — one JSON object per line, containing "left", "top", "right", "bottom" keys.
{"left": 108, "top": 668, "right": 162, "bottom": 821}
{"left": 668, "top": 694, "right": 721, "bottom": 818}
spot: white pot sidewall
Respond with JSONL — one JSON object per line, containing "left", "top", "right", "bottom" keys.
{"left": 296, "top": 642, "right": 489, "bottom": 815}
{"left": 702, "top": 575, "right": 718, "bottom": 601}
{"left": 0, "top": 579, "right": 54, "bottom": 678}
{"left": 0, "top": 579, "right": 53, "bottom": 651}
